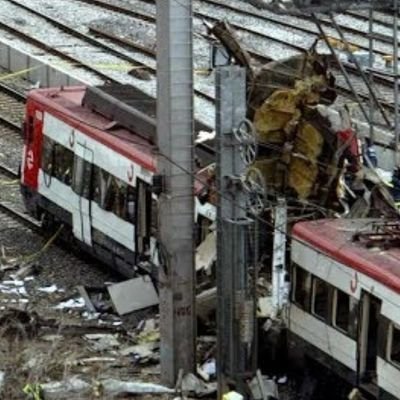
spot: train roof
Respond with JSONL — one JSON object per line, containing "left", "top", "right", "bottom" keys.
{"left": 293, "top": 218, "right": 400, "bottom": 294}
{"left": 28, "top": 85, "right": 157, "bottom": 172}
{"left": 27, "top": 85, "right": 214, "bottom": 193}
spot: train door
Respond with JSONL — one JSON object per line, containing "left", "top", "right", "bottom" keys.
{"left": 72, "top": 142, "right": 93, "bottom": 246}
{"left": 358, "top": 291, "right": 382, "bottom": 386}
{"left": 135, "top": 178, "right": 151, "bottom": 259}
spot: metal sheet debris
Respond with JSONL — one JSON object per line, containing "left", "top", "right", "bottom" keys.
{"left": 41, "top": 377, "right": 91, "bottom": 400}
{"left": 196, "top": 231, "right": 216, "bottom": 274}
{"left": 84, "top": 333, "right": 120, "bottom": 352}
{"left": 107, "top": 276, "right": 158, "bottom": 315}
{"left": 53, "top": 297, "right": 85, "bottom": 310}
{"left": 38, "top": 284, "right": 59, "bottom": 294}
{"left": 101, "top": 378, "right": 175, "bottom": 395}
{"left": 181, "top": 373, "right": 217, "bottom": 397}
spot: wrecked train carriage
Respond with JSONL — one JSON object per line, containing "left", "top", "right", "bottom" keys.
{"left": 20, "top": 85, "right": 216, "bottom": 278}
{"left": 288, "top": 218, "right": 400, "bottom": 400}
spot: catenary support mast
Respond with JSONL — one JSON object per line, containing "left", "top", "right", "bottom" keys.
{"left": 156, "top": 0, "right": 196, "bottom": 386}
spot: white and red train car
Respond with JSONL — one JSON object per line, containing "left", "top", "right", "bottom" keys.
{"left": 20, "top": 85, "right": 216, "bottom": 277}
{"left": 289, "top": 218, "right": 400, "bottom": 399}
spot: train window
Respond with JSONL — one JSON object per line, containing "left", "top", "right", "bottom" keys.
{"left": 93, "top": 168, "right": 133, "bottom": 222}
{"left": 312, "top": 277, "right": 329, "bottom": 321}
{"left": 293, "top": 265, "right": 310, "bottom": 310}
{"left": 389, "top": 324, "right": 400, "bottom": 366}
{"left": 112, "top": 177, "right": 128, "bottom": 219}
{"left": 41, "top": 137, "right": 73, "bottom": 185}
{"left": 72, "top": 156, "right": 92, "bottom": 197}
{"left": 41, "top": 136, "right": 54, "bottom": 175}
{"left": 126, "top": 186, "right": 136, "bottom": 222}
{"left": 54, "top": 145, "right": 73, "bottom": 186}
{"left": 333, "top": 289, "right": 350, "bottom": 333}
{"left": 94, "top": 168, "right": 112, "bottom": 208}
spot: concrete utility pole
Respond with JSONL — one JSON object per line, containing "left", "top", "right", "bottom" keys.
{"left": 272, "top": 198, "right": 287, "bottom": 317}
{"left": 216, "top": 66, "right": 257, "bottom": 397}
{"left": 156, "top": 0, "right": 196, "bottom": 386}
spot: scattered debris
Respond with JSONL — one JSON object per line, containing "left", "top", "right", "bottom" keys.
{"left": 249, "top": 370, "right": 279, "bottom": 400}
{"left": 198, "top": 359, "right": 216, "bottom": 382}
{"left": 119, "top": 341, "right": 159, "bottom": 365}
{"left": 14, "top": 263, "right": 40, "bottom": 279}
{"left": 101, "top": 378, "right": 175, "bottom": 396}
{"left": 76, "top": 285, "right": 97, "bottom": 313}
{"left": 53, "top": 297, "right": 85, "bottom": 310}
{"left": 107, "top": 276, "right": 158, "bottom": 315}
{"left": 195, "top": 231, "right": 216, "bottom": 274}
{"left": 84, "top": 333, "right": 120, "bottom": 352}
{"left": 37, "top": 284, "right": 59, "bottom": 294}
{"left": 222, "top": 391, "right": 244, "bottom": 400}
{"left": 181, "top": 373, "right": 217, "bottom": 397}
{"left": 40, "top": 334, "right": 63, "bottom": 342}
{"left": 76, "top": 357, "right": 118, "bottom": 365}
{"left": 40, "top": 376, "right": 91, "bottom": 400}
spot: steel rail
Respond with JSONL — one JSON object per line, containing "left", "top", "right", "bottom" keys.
{"left": 0, "top": 201, "right": 41, "bottom": 232}
{"left": 0, "top": 82, "right": 26, "bottom": 102}
{"left": 0, "top": 169, "right": 40, "bottom": 232}
{"left": 0, "top": 163, "right": 18, "bottom": 179}
{"left": 0, "top": 113, "right": 21, "bottom": 132}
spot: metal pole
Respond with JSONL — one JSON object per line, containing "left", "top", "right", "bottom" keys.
{"left": 156, "top": 0, "right": 196, "bottom": 386}
{"left": 216, "top": 66, "right": 256, "bottom": 398}
{"left": 394, "top": 0, "right": 400, "bottom": 166}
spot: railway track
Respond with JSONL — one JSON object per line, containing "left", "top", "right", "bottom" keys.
{"left": 74, "top": 0, "right": 397, "bottom": 117}
{"left": 4, "top": 0, "right": 399, "bottom": 129}
{"left": 6, "top": 0, "right": 396, "bottom": 128}
{"left": 0, "top": 166, "right": 39, "bottom": 233}
{"left": 2, "top": 0, "right": 214, "bottom": 105}
{"left": 0, "top": 81, "right": 25, "bottom": 176}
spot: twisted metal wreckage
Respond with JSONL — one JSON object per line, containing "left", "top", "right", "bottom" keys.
{"left": 209, "top": 20, "right": 398, "bottom": 223}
